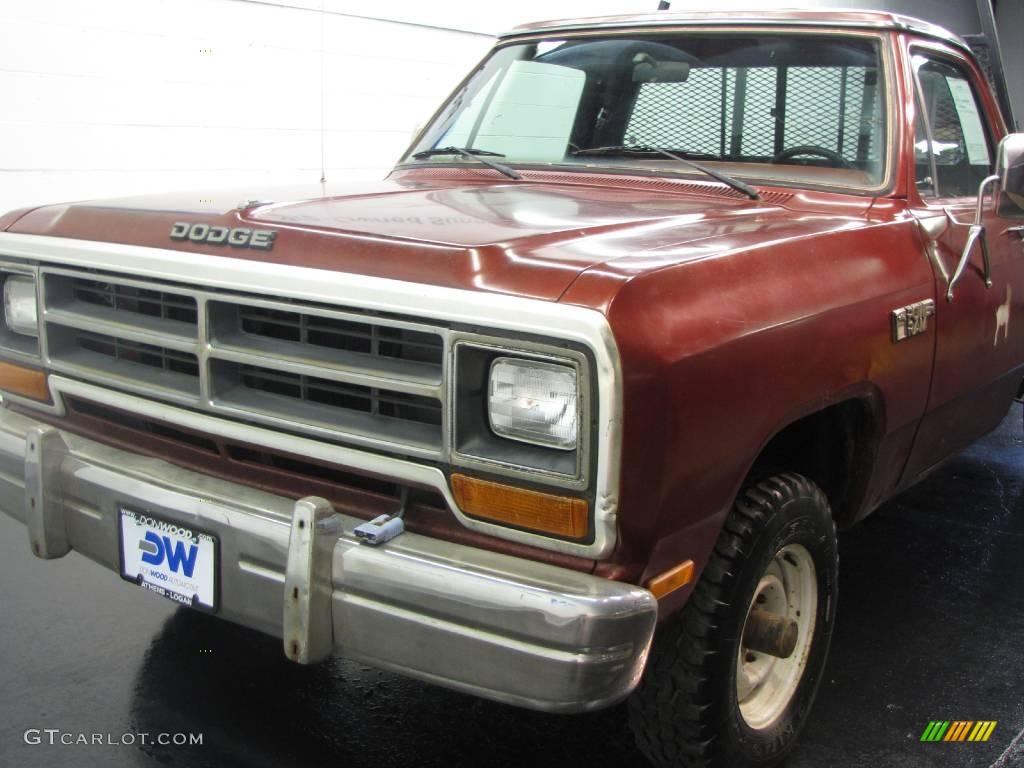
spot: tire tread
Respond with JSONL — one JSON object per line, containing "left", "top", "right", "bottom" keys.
{"left": 628, "top": 473, "right": 835, "bottom": 768}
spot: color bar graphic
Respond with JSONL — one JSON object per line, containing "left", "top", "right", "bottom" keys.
{"left": 944, "top": 722, "right": 972, "bottom": 741}
{"left": 920, "top": 721, "right": 996, "bottom": 742}
{"left": 968, "top": 722, "right": 998, "bottom": 742}
{"left": 921, "top": 721, "right": 950, "bottom": 742}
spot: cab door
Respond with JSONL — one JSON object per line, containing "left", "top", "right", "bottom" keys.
{"left": 904, "top": 44, "right": 1024, "bottom": 480}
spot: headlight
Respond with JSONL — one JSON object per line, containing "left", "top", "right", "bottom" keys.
{"left": 3, "top": 276, "right": 38, "bottom": 337}
{"left": 488, "top": 357, "right": 578, "bottom": 450}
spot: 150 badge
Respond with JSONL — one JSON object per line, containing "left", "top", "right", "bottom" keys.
{"left": 170, "top": 222, "right": 276, "bottom": 250}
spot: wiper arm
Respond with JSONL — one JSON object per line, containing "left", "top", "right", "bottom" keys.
{"left": 572, "top": 145, "right": 761, "bottom": 200}
{"left": 410, "top": 146, "right": 521, "bottom": 180}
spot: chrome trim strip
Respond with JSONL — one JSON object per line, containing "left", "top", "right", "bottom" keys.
{"left": 0, "top": 226, "right": 623, "bottom": 560}
{"left": 501, "top": 13, "right": 971, "bottom": 53}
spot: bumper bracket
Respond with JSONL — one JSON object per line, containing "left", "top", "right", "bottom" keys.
{"left": 283, "top": 496, "right": 343, "bottom": 664}
{"left": 24, "top": 426, "right": 70, "bottom": 559}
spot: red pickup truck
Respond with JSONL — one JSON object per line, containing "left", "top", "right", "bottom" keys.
{"left": 0, "top": 9, "right": 1021, "bottom": 768}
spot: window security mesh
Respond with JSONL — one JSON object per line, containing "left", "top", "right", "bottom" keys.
{"left": 625, "top": 66, "right": 880, "bottom": 163}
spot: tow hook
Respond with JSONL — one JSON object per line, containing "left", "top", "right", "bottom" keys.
{"left": 354, "top": 515, "right": 404, "bottom": 545}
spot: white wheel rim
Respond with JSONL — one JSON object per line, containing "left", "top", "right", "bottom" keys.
{"left": 736, "top": 543, "right": 817, "bottom": 731}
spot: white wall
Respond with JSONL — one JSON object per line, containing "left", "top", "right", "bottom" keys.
{"left": 0, "top": 0, "right": 652, "bottom": 214}
{"left": 3, "top": 0, "right": 1009, "bottom": 216}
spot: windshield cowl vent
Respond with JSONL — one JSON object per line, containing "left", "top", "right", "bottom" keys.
{"left": 395, "top": 167, "right": 792, "bottom": 205}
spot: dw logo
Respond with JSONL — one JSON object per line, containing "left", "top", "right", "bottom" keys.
{"left": 140, "top": 532, "right": 199, "bottom": 578}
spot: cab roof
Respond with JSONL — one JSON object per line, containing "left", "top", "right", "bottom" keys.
{"left": 502, "top": 8, "right": 969, "bottom": 53}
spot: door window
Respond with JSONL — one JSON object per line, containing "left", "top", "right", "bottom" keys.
{"left": 913, "top": 54, "right": 993, "bottom": 199}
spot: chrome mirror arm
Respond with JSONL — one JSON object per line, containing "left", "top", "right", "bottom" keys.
{"left": 947, "top": 224, "right": 991, "bottom": 301}
{"left": 946, "top": 174, "right": 999, "bottom": 301}
{"left": 979, "top": 229, "right": 993, "bottom": 289}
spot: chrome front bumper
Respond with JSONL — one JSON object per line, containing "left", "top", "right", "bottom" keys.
{"left": 0, "top": 406, "right": 657, "bottom": 712}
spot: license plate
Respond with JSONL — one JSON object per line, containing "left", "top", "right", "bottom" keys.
{"left": 118, "top": 508, "right": 218, "bottom": 611}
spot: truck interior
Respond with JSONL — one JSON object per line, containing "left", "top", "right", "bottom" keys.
{"left": 412, "top": 32, "right": 889, "bottom": 190}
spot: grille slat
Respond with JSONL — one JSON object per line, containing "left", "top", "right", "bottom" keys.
{"left": 215, "top": 374, "right": 442, "bottom": 456}
{"left": 74, "top": 283, "right": 197, "bottom": 318}
{"left": 235, "top": 364, "right": 441, "bottom": 425}
{"left": 236, "top": 305, "right": 443, "bottom": 365}
{"left": 66, "top": 276, "right": 199, "bottom": 325}
{"left": 44, "top": 306, "right": 197, "bottom": 351}
{"left": 47, "top": 326, "right": 201, "bottom": 402}
{"left": 76, "top": 331, "right": 200, "bottom": 376}
{"left": 42, "top": 270, "right": 447, "bottom": 457}
{"left": 210, "top": 335, "right": 442, "bottom": 397}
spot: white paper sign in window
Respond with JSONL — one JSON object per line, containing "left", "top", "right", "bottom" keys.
{"left": 946, "top": 76, "right": 991, "bottom": 167}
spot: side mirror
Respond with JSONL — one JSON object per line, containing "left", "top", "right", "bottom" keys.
{"left": 996, "top": 132, "right": 1024, "bottom": 218}
{"left": 947, "top": 134, "right": 1024, "bottom": 300}
{"left": 946, "top": 133, "right": 1024, "bottom": 300}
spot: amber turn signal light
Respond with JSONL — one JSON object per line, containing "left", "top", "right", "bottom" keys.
{"left": 450, "top": 473, "right": 589, "bottom": 539}
{"left": 646, "top": 560, "right": 695, "bottom": 600}
{"left": 0, "top": 361, "right": 49, "bottom": 402}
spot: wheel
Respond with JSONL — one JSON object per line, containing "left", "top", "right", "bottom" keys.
{"left": 628, "top": 473, "right": 838, "bottom": 768}
{"left": 771, "top": 145, "right": 851, "bottom": 168}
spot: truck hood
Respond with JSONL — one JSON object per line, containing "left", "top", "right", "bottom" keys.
{"left": 5, "top": 170, "right": 870, "bottom": 302}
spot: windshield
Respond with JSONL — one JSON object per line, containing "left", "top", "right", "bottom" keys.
{"left": 402, "top": 32, "right": 889, "bottom": 191}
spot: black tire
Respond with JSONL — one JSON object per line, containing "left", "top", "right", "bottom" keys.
{"left": 628, "top": 473, "right": 838, "bottom": 768}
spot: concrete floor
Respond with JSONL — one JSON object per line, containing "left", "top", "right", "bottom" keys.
{"left": 1, "top": 407, "right": 1023, "bottom": 768}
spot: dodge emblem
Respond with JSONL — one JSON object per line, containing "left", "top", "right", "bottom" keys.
{"left": 170, "top": 222, "right": 276, "bottom": 250}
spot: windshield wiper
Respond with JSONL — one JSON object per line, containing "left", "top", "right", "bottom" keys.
{"left": 411, "top": 146, "right": 521, "bottom": 180}
{"left": 572, "top": 145, "right": 761, "bottom": 200}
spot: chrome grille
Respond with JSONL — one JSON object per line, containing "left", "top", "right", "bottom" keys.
{"left": 41, "top": 269, "right": 447, "bottom": 458}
